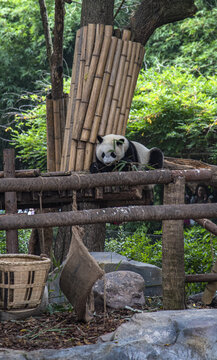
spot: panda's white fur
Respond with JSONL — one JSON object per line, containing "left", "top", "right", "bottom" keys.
{"left": 95, "top": 134, "right": 153, "bottom": 168}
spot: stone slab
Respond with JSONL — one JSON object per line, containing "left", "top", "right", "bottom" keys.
{"left": 0, "top": 309, "right": 217, "bottom": 359}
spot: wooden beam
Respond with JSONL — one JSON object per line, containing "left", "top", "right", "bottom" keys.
{"left": 186, "top": 273, "right": 217, "bottom": 283}
{"left": 0, "top": 169, "right": 213, "bottom": 193}
{"left": 1, "top": 203, "right": 217, "bottom": 230}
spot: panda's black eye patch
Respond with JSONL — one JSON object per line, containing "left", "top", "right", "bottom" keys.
{"left": 102, "top": 152, "right": 105, "bottom": 158}
{"left": 111, "top": 152, "right": 116, "bottom": 158}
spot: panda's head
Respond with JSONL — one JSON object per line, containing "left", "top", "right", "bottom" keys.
{"left": 96, "top": 134, "right": 128, "bottom": 165}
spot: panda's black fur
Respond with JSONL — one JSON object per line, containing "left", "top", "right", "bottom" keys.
{"left": 90, "top": 134, "right": 163, "bottom": 174}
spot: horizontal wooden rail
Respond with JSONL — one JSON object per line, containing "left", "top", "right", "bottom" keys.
{"left": 1, "top": 203, "right": 217, "bottom": 230}
{"left": 185, "top": 273, "right": 217, "bottom": 283}
{"left": 0, "top": 169, "right": 213, "bottom": 193}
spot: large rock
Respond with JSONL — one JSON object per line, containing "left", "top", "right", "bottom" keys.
{"left": 93, "top": 271, "right": 145, "bottom": 309}
{"left": 0, "top": 309, "right": 217, "bottom": 359}
{"left": 91, "top": 251, "right": 162, "bottom": 296}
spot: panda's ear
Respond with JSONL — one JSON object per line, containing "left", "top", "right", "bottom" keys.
{"left": 116, "top": 138, "right": 125, "bottom": 146}
{"left": 97, "top": 135, "right": 103, "bottom": 144}
{"left": 149, "top": 148, "right": 164, "bottom": 169}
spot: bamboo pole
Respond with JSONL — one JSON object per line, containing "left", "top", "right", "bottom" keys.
{"left": 85, "top": 24, "right": 96, "bottom": 77}
{"left": 81, "top": 25, "right": 113, "bottom": 142}
{"left": 96, "top": 39, "right": 122, "bottom": 136}
{"left": 46, "top": 96, "right": 56, "bottom": 172}
{"left": 68, "top": 139, "right": 77, "bottom": 171}
{"left": 122, "top": 29, "right": 131, "bottom": 41}
{"left": 61, "top": 29, "right": 81, "bottom": 171}
{"left": 117, "top": 41, "right": 136, "bottom": 135}
{"left": 89, "top": 36, "right": 118, "bottom": 144}
{"left": 116, "top": 41, "right": 133, "bottom": 134}
{"left": 83, "top": 142, "right": 94, "bottom": 171}
{"left": 75, "top": 141, "right": 86, "bottom": 171}
{"left": 53, "top": 98, "right": 64, "bottom": 171}
{"left": 72, "top": 24, "right": 104, "bottom": 140}
{"left": 1, "top": 203, "right": 217, "bottom": 231}
{"left": 98, "top": 37, "right": 121, "bottom": 136}
{"left": 123, "top": 44, "right": 145, "bottom": 134}
{"left": 108, "top": 40, "right": 128, "bottom": 134}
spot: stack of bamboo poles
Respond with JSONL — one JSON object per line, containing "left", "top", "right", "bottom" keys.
{"left": 46, "top": 94, "right": 68, "bottom": 172}
{"left": 60, "top": 24, "right": 145, "bottom": 172}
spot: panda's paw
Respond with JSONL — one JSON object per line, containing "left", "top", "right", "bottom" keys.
{"left": 90, "top": 162, "right": 99, "bottom": 173}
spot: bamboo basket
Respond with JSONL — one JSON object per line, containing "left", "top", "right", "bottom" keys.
{"left": 0, "top": 254, "right": 51, "bottom": 310}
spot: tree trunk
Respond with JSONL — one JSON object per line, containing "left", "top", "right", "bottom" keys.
{"left": 51, "top": 0, "right": 64, "bottom": 100}
{"left": 162, "top": 176, "right": 185, "bottom": 310}
{"left": 80, "top": 0, "right": 114, "bottom": 27}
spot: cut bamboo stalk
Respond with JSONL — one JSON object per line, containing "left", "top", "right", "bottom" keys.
{"left": 53, "top": 98, "right": 63, "bottom": 171}
{"left": 81, "top": 25, "right": 113, "bottom": 142}
{"left": 98, "top": 39, "right": 122, "bottom": 136}
{"left": 77, "top": 25, "right": 87, "bottom": 106}
{"left": 61, "top": 29, "right": 81, "bottom": 171}
{"left": 116, "top": 41, "right": 133, "bottom": 134}
{"left": 68, "top": 139, "right": 77, "bottom": 171}
{"left": 89, "top": 36, "right": 118, "bottom": 143}
{"left": 72, "top": 24, "right": 105, "bottom": 140}
{"left": 71, "top": 26, "right": 87, "bottom": 139}
{"left": 114, "top": 40, "right": 133, "bottom": 134}
{"left": 122, "top": 29, "right": 131, "bottom": 41}
{"left": 83, "top": 142, "right": 94, "bottom": 171}
{"left": 75, "top": 141, "right": 86, "bottom": 171}
{"left": 46, "top": 96, "right": 56, "bottom": 172}
{"left": 60, "top": 95, "right": 67, "bottom": 145}
{"left": 83, "top": 24, "right": 96, "bottom": 94}
{"left": 123, "top": 43, "right": 144, "bottom": 134}
{"left": 106, "top": 40, "right": 128, "bottom": 134}
{"left": 67, "top": 27, "right": 87, "bottom": 169}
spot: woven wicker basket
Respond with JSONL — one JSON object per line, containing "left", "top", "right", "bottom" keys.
{"left": 0, "top": 254, "right": 51, "bottom": 310}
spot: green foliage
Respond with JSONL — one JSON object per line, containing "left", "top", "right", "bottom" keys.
{"left": 184, "top": 225, "right": 217, "bottom": 294}
{"left": 0, "top": 0, "right": 80, "bottom": 109}
{"left": 10, "top": 93, "right": 48, "bottom": 170}
{"left": 105, "top": 225, "right": 162, "bottom": 268}
{"left": 128, "top": 66, "right": 217, "bottom": 164}
{"left": 105, "top": 224, "right": 217, "bottom": 295}
{"left": 0, "top": 229, "right": 30, "bottom": 254}
{"left": 145, "top": 1, "right": 217, "bottom": 76}
{"left": 9, "top": 79, "right": 71, "bottom": 170}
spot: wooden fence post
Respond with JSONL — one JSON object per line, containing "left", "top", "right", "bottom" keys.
{"left": 162, "top": 176, "right": 185, "bottom": 310}
{"left": 3, "top": 149, "right": 19, "bottom": 253}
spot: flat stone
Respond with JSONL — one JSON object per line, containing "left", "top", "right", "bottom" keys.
{"left": 91, "top": 251, "right": 162, "bottom": 296}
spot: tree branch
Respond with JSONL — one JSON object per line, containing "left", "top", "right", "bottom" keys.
{"left": 38, "top": 0, "right": 53, "bottom": 69}
{"left": 130, "top": 0, "right": 197, "bottom": 45}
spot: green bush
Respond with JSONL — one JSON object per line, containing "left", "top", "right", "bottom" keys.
{"left": 0, "top": 229, "right": 30, "bottom": 254}
{"left": 128, "top": 66, "right": 217, "bottom": 164}
{"left": 105, "top": 224, "right": 217, "bottom": 295}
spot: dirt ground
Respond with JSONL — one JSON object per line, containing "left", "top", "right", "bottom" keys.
{"left": 0, "top": 297, "right": 215, "bottom": 351}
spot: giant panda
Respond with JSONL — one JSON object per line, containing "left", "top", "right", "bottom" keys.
{"left": 90, "top": 134, "right": 163, "bottom": 173}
